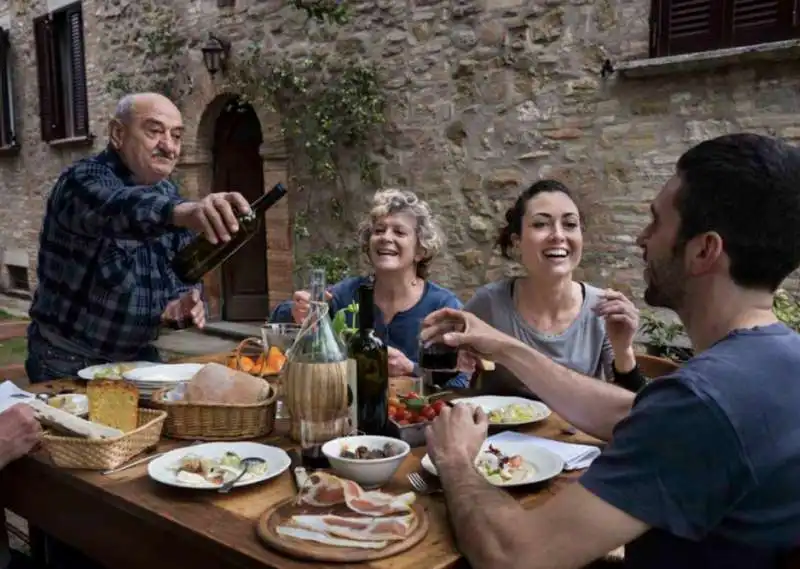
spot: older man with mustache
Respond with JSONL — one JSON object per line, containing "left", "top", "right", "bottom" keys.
{"left": 422, "top": 133, "right": 800, "bottom": 569}
{"left": 25, "top": 92, "right": 250, "bottom": 384}
{"left": 21, "top": 93, "right": 255, "bottom": 568}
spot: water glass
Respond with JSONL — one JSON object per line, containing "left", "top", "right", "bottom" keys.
{"left": 260, "top": 322, "right": 302, "bottom": 420}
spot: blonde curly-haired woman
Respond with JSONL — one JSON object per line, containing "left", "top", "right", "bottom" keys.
{"left": 271, "top": 189, "right": 468, "bottom": 387}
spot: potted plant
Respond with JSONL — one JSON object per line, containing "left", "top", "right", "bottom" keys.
{"left": 638, "top": 311, "right": 694, "bottom": 363}
{"left": 774, "top": 288, "right": 800, "bottom": 332}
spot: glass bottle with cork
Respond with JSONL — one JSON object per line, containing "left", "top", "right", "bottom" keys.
{"left": 283, "top": 268, "right": 350, "bottom": 468}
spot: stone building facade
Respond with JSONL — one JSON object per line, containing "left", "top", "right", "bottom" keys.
{"left": 0, "top": 0, "right": 798, "bottom": 322}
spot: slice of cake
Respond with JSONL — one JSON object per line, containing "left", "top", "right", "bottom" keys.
{"left": 86, "top": 379, "right": 139, "bottom": 432}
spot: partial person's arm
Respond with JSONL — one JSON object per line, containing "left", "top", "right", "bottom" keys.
{"left": 498, "top": 337, "right": 634, "bottom": 441}
{"left": 53, "top": 164, "right": 186, "bottom": 240}
{"left": 168, "top": 226, "right": 201, "bottom": 298}
{"left": 437, "top": 375, "right": 750, "bottom": 569}
{"left": 601, "top": 335, "right": 648, "bottom": 393}
{"left": 269, "top": 279, "right": 348, "bottom": 325}
{"left": 0, "top": 404, "right": 41, "bottom": 470}
{"left": 436, "top": 455, "right": 648, "bottom": 569}
{"left": 269, "top": 301, "right": 295, "bottom": 323}
{"left": 434, "top": 294, "right": 470, "bottom": 387}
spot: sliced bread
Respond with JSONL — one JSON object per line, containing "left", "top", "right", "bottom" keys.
{"left": 87, "top": 379, "right": 139, "bottom": 432}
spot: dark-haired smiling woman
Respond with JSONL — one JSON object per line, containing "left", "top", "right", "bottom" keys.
{"left": 464, "top": 180, "right": 647, "bottom": 395}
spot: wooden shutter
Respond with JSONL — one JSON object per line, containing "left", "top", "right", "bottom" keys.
{"left": 727, "top": 0, "right": 798, "bottom": 46}
{"left": 33, "top": 15, "right": 64, "bottom": 142}
{"left": 652, "top": 0, "right": 800, "bottom": 56}
{"left": 65, "top": 4, "right": 88, "bottom": 137}
{"left": 0, "top": 28, "right": 12, "bottom": 147}
{"left": 651, "top": 0, "right": 727, "bottom": 56}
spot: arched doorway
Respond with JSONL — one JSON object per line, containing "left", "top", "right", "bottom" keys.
{"left": 212, "top": 98, "right": 270, "bottom": 321}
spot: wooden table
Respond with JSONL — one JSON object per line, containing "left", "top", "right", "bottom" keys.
{"left": 0, "top": 376, "right": 604, "bottom": 569}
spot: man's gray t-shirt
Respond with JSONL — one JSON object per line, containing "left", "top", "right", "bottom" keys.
{"left": 464, "top": 278, "right": 613, "bottom": 396}
{"left": 581, "top": 323, "right": 800, "bottom": 568}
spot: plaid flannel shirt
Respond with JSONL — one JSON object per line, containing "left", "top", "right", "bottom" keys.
{"left": 29, "top": 146, "right": 198, "bottom": 360}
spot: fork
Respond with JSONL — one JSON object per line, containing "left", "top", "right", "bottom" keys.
{"left": 407, "top": 472, "right": 443, "bottom": 494}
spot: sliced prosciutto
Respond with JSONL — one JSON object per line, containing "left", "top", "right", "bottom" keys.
{"left": 343, "top": 481, "right": 416, "bottom": 515}
{"left": 296, "top": 472, "right": 416, "bottom": 515}
{"left": 296, "top": 472, "right": 346, "bottom": 506}
{"left": 276, "top": 526, "right": 388, "bottom": 549}
{"left": 290, "top": 514, "right": 414, "bottom": 541}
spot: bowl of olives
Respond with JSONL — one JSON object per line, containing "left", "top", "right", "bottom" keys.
{"left": 321, "top": 435, "right": 411, "bottom": 489}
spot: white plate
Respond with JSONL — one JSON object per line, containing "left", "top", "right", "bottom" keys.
{"left": 147, "top": 442, "right": 291, "bottom": 490}
{"left": 421, "top": 441, "right": 564, "bottom": 487}
{"left": 46, "top": 393, "right": 89, "bottom": 417}
{"left": 449, "top": 395, "right": 551, "bottom": 426}
{"left": 78, "top": 361, "right": 158, "bottom": 380}
{"left": 123, "top": 363, "right": 204, "bottom": 384}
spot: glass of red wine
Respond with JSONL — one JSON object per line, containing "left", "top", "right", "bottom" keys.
{"left": 418, "top": 341, "right": 459, "bottom": 395}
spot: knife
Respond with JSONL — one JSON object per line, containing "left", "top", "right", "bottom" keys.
{"left": 287, "top": 449, "right": 309, "bottom": 494}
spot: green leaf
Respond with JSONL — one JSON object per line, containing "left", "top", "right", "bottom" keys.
{"left": 332, "top": 309, "right": 347, "bottom": 337}
{"left": 404, "top": 398, "right": 427, "bottom": 411}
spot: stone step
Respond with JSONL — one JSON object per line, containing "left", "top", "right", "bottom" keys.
{"left": 152, "top": 329, "right": 239, "bottom": 358}
{"left": 0, "top": 321, "right": 28, "bottom": 341}
{"left": 202, "top": 321, "right": 263, "bottom": 341}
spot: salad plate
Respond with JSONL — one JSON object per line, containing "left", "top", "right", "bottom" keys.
{"left": 78, "top": 361, "right": 158, "bottom": 380}
{"left": 420, "top": 441, "right": 564, "bottom": 487}
{"left": 448, "top": 395, "right": 551, "bottom": 426}
{"left": 148, "top": 441, "right": 291, "bottom": 490}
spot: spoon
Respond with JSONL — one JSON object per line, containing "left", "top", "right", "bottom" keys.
{"left": 218, "top": 457, "right": 266, "bottom": 494}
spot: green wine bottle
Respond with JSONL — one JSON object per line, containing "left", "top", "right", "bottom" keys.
{"left": 347, "top": 282, "right": 389, "bottom": 436}
{"left": 172, "top": 183, "right": 288, "bottom": 283}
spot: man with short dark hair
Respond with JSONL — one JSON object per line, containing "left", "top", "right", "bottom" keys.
{"left": 422, "top": 133, "right": 800, "bottom": 569}
{"left": 26, "top": 92, "right": 251, "bottom": 383}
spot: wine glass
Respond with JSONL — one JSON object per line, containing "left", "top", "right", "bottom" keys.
{"left": 260, "top": 322, "right": 303, "bottom": 420}
{"left": 417, "top": 339, "right": 459, "bottom": 396}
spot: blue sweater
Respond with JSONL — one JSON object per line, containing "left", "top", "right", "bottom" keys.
{"left": 269, "top": 276, "right": 469, "bottom": 387}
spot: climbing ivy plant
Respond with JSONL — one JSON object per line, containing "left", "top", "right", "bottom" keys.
{"left": 291, "top": 0, "right": 350, "bottom": 24}
{"left": 223, "top": 48, "right": 386, "bottom": 183}
{"left": 104, "top": 3, "right": 190, "bottom": 102}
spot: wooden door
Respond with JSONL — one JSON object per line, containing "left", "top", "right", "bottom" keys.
{"left": 212, "top": 99, "right": 270, "bottom": 321}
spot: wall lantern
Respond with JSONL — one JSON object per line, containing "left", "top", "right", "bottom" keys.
{"left": 201, "top": 34, "right": 230, "bottom": 76}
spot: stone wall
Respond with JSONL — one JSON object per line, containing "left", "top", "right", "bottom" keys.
{"left": 1, "top": 0, "right": 799, "bottom": 311}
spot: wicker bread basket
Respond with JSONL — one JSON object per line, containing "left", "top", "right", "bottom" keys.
{"left": 149, "top": 380, "right": 278, "bottom": 441}
{"left": 225, "top": 337, "right": 286, "bottom": 379}
{"left": 40, "top": 408, "right": 167, "bottom": 470}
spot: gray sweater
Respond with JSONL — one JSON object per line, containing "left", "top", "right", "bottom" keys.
{"left": 464, "top": 278, "right": 614, "bottom": 398}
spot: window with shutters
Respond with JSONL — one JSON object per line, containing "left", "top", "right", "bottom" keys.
{"left": 33, "top": 2, "right": 89, "bottom": 143}
{"left": 650, "top": 0, "right": 800, "bottom": 57}
{"left": 0, "top": 27, "right": 17, "bottom": 150}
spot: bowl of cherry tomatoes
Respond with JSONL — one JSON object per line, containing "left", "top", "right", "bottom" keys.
{"left": 387, "top": 392, "right": 448, "bottom": 447}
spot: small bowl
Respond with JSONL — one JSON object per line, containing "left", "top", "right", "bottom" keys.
{"left": 321, "top": 435, "right": 411, "bottom": 489}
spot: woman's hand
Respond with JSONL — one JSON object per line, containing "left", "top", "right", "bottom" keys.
{"left": 290, "top": 289, "right": 333, "bottom": 324}
{"left": 593, "top": 289, "right": 639, "bottom": 372}
{"left": 457, "top": 351, "right": 478, "bottom": 375}
{"left": 388, "top": 347, "right": 415, "bottom": 377}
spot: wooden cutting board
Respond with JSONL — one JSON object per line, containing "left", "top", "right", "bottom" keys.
{"left": 256, "top": 496, "right": 429, "bottom": 562}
